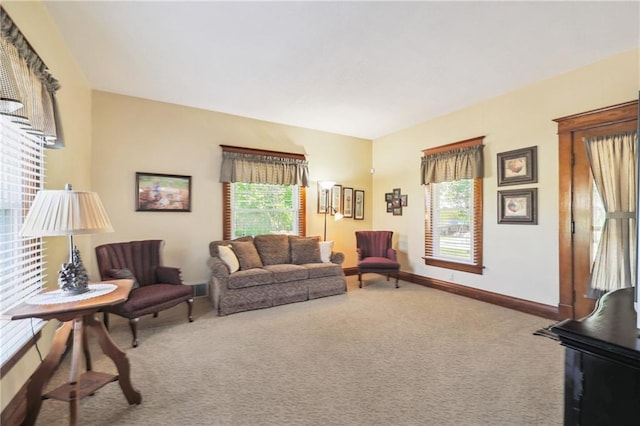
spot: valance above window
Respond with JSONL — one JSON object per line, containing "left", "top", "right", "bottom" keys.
{"left": 420, "top": 140, "right": 484, "bottom": 184}
{"left": 219, "top": 146, "right": 309, "bottom": 187}
{"left": 0, "top": 7, "right": 64, "bottom": 148}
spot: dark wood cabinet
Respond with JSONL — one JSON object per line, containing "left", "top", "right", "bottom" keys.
{"left": 552, "top": 287, "right": 640, "bottom": 426}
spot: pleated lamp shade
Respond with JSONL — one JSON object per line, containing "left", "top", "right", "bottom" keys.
{"left": 20, "top": 184, "right": 113, "bottom": 237}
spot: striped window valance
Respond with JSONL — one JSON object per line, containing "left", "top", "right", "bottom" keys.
{"left": 0, "top": 6, "right": 64, "bottom": 148}
{"left": 219, "top": 146, "right": 309, "bottom": 187}
{"left": 421, "top": 137, "right": 484, "bottom": 184}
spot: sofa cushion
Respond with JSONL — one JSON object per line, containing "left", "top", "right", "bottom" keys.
{"left": 209, "top": 236, "right": 253, "bottom": 257}
{"left": 305, "top": 262, "right": 343, "bottom": 279}
{"left": 320, "top": 240, "right": 334, "bottom": 263}
{"left": 290, "top": 237, "right": 322, "bottom": 265}
{"left": 227, "top": 268, "right": 274, "bottom": 289}
{"left": 231, "top": 240, "right": 264, "bottom": 270}
{"left": 254, "top": 234, "right": 290, "bottom": 265}
{"left": 263, "top": 264, "right": 309, "bottom": 283}
{"left": 109, "top": 268, "right": 140, "bottom": 289}
{"left": 218, "top": 245, "right": 240, "bottom": 273}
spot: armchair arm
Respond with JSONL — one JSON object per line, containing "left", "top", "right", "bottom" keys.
{"left": 386, "top": 248, "right": 398, "bottom": 261}
{"left": 156, "top": 266, "right": 183, "bottom": 285}
{"left": 356, "top": 248, "right": 364, "bottom": 261}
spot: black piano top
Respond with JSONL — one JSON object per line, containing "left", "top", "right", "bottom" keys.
{"left": 551, "top": 287, "right": 640, "bottom": 368}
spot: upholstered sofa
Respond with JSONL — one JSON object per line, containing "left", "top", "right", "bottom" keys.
{"left": 207, "top": 234, "right": 347, "bottom": 315}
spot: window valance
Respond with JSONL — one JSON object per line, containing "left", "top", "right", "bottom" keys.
{"left": 219, "top": 146, "right": 309, "bottom": 187}
{"left": 0, "top": 7, "right": 64, "bottom": 148}
{"left": 420, "top": 139, "right": 484, "bottom": 184}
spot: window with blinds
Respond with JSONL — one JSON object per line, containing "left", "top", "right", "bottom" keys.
{"left": 0, "top": 115, "right": 46, "bottom": 367}
{"left": 224, "top": 182, "right": 305, "bottom": 239}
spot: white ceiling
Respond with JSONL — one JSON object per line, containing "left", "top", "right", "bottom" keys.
{"left": 43, "top": 1, "right": 640, "bottom": 140}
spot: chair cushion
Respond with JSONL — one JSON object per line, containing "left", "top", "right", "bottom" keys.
{"left": 358, "top": 256, "right": 400, "bottom": 270}
{"left": 117, "top": 284, "right": 193, "bottom": 314}
{"left": 231, "top": 240, "right": 264, "bottom": 270}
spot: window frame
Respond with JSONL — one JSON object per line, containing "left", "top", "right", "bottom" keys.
{"left": 423, "top": 137, "right": 484, "bottom": 274}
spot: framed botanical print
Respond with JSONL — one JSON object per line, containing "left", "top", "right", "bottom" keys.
{"left": 497, "top": 146, "right": 538, "bottom": 186}
{"left": 342, "top": 187, "right": 354, "bottom": 218}
{"left": 354, "top": 190, "right": 365, "bottom": 220}
{"left": 498, "top": 188, "right": 538, "bottom": 224}
{"left": 331, "top": 184, "right": 342, "bottom": 215}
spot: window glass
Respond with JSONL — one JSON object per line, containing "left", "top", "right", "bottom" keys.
{"left": 230, "top": 183, "right": 299, "bottom": 237}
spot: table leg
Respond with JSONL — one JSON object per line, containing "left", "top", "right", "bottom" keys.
{"left": 22, "top": 321, "right": 73, "bottom": 426}
{"left": 67, "top": 318, "right": 84, "bottom": 426}
{"left": 84, "top": 314, "right": 142, "bottom": 405}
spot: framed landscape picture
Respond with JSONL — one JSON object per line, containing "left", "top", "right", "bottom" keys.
{"left": 136, "top": 172, "right": 192, "bottom": 212}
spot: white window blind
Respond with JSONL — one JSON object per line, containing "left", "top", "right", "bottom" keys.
{"left": 230, "top": 183, "right": 299, "bottom": 238}
{"left": 0, "top": 115, "right": 46, "bottom": 367}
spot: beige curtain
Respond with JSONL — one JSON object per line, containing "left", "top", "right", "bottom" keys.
{"left": 0, "top": 6, "right": 64, "bottom": 148}
{"left": 421, "top": 145, "right": 484, "bottom": 184}
{"left": 219, "top": 151, "right": 309, "bottom": 186}
{"left": 585, "top": 130, "right": 638, "bottom": 296}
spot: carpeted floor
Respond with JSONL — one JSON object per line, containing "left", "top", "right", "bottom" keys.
{"left": 34, "top": 276, "right": 563, "bottom": 425}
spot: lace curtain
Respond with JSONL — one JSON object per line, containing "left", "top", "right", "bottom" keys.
{"left": 219, "top": 151, "right": 309, "bottom": 187}
{"left": 420, "top": 144, "right": 484, "bottom": 184}
{"left": 0, "top": 7, "right": 64, "bottom": 148}
{"left": 585, "top": 130, "right": 638, "bottom": 297}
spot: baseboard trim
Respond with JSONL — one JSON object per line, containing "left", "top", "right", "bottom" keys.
{"left": 1, "top": 382, "right": 26, "bottom": 426}
{"left": 346, "top": 268, "right": 558, "bottom": 320}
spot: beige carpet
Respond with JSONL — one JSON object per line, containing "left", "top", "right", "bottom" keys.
{"left": 34, "top": 276, "right": 563, "bottom": 426}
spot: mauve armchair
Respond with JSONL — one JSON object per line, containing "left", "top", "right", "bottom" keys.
{"left": 95, "top": 240, "right": 193, "bottom": 347}
{"left": 355, "top": 231, "right": 400, "bottom": 288}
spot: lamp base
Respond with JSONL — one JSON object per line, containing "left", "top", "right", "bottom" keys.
{"left": 58, "top": 247, "right": 90, "bottom": 295}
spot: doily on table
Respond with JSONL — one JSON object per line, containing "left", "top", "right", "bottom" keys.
{"left": 26, "top": 283, "right": 118, "bottom": 305}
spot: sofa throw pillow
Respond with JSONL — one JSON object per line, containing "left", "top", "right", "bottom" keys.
{"left": 231, "top": 241, "right": 263, "bottom": 270}
{"left": 320, "top": 240, "right": 334, "bottom": 263}
{"left": 290, "top": 237, "right": 322, "bottom": 265}
{"left": 218, "top": 245, "right": 240, "bottom": 273}
{"left": 253, "top": 234, "right": 290, "bottom": 265}
{"left": 109, "top": 268, "right": 140, "bottom": 289}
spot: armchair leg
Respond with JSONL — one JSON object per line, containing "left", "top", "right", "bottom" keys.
{"left": 358, "top": 273, "right": 363, "bottom": 288}
{"left": 395, "top": 274, "right": 399, "bottom": 288}
{"left": 186, "top": 298, "right": 194, "bottom": 322}
{"left": 153, "top": 312, "right": 159, "bottom": 318}
{"left": 129, "top": 318, "right": 139, "bottom": 348}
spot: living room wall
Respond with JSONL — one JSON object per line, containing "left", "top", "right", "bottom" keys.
{"left": 90, "top": 92, "right": 372, "bottom": 285}
{"left": 1, "top": 1, "right": 93, "bottom": 413}
{"left": 371, "top": 47, "right": 640, "bottom": 308}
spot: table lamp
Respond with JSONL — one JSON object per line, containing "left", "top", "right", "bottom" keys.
{"left": 19, "top": 183, "right": 114, "bottom": 295}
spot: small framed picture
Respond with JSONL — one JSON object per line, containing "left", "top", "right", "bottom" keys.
{"left": 317, "top": 183, "right": 329, "bottom": 214}
{"left": 342, "top": 187, "right": 354, "bottom": 218}
{"left": 136, "top": 172, "right": 191, "bottom": 212}
{"left": 354, "top": 190, "right": 365, "bottom": 220}
{"left": 331, "top": 184, "right": 342, "bottom": 215}
{"left": 498, "top": 188, "right": 538, "bottom": 224}
{"left": 393, "top": 207, "right": 403, "bottom": 216}
{"left": 385, "top": 193, "right": 393, "bottom": 202}
{"left": 393, "top": 188, "right": 401, "bottom": 198}
{"left": 387, "top": 202, "right": 393, "bottom": 213}
{"left": 401, "top": 194, "right": 408, "bottom": 207}
{"left": 497, "top": 146, "right": 537, "bottom": 186}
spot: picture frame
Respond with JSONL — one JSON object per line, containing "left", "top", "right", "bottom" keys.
{"left": 136, "top": 172, "right": 191, "bottom": 212}
{"left": 342, "top": 187, "right": 354, "bottom": 218}
{"left": 386, "top": 202, "right": 393, "bottom": 213}
{"left": 497, "top": 146, "right": 537, "bottom": 186}
{"left": 385, "top": 193, "right": 393, "bottom": 202}
{"left": 393, "top": 188, "right": 401, "bottom": 198}
{"left": 401, "top": 194, "right": 408, "bottom": 207}
{"left": 317, "top": 183, "right": 329, "bottom": 214}
{"left": 331, "top": 184, "right": 342, "bottom": 215}
{"left": 498, "top": 188, "right": 538, "bottom": 224}
{"left": 393, "top": 207, "right": 403, "bottom": 216}
{"left": 354, "top": 190, "right": 365, "bottom": 220}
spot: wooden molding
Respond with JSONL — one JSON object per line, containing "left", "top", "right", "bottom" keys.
{"left": 348, "top": 269, "right": 558, "bottom": 320}
{"left": 553, "top": 100, "right": 638, "bottom": 134}
{"left": 1, "top": 382, "right": 26, "bottom": 426}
